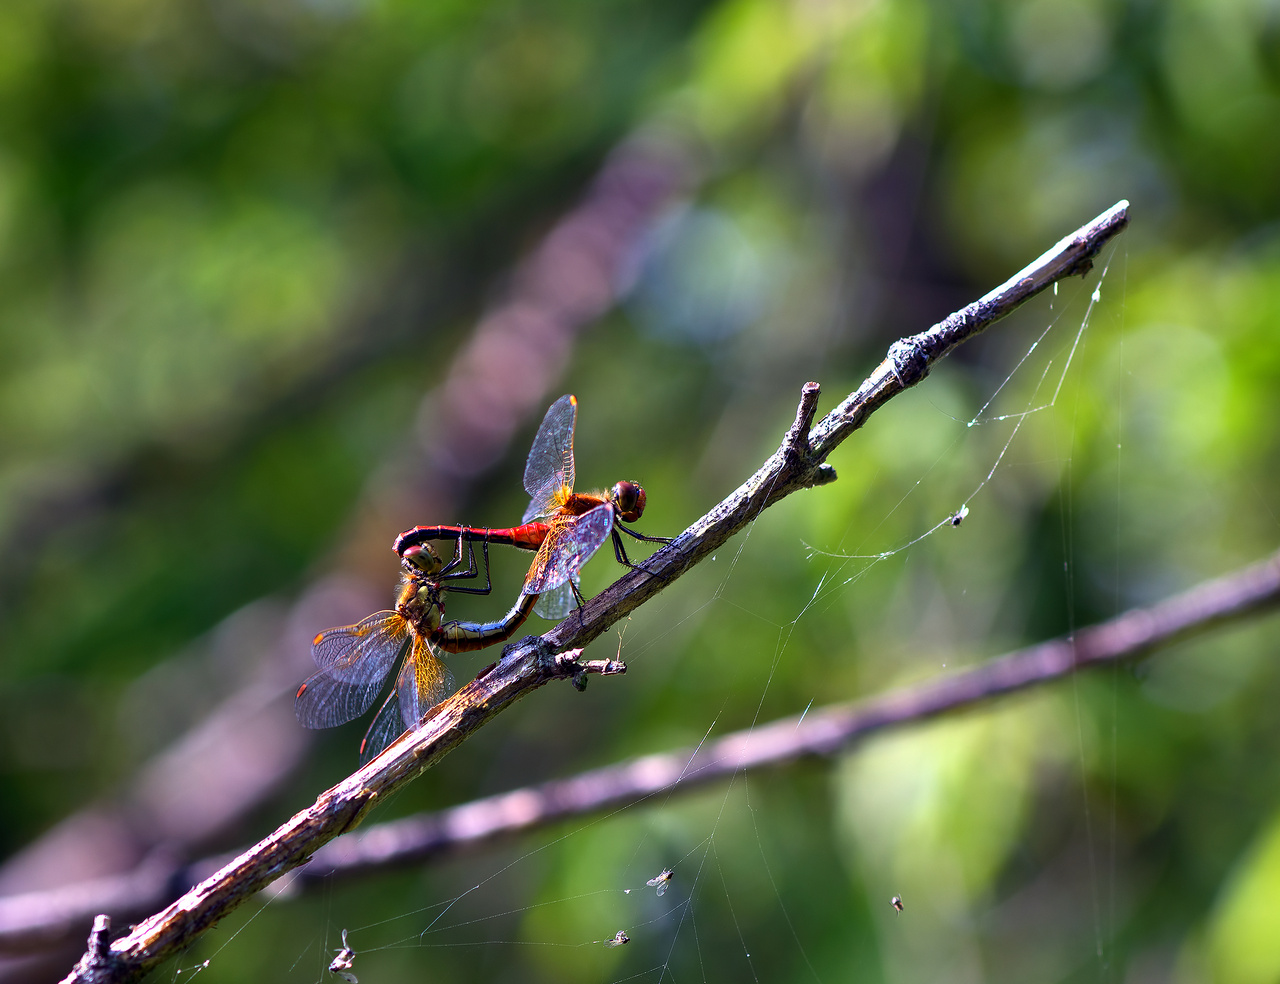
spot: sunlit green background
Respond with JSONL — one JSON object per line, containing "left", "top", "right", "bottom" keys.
{"left": 2, "top": 0, "right": 1279, "bottom": 981}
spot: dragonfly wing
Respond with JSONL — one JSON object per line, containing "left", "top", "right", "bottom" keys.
{"left": 299, "top": 613, "right": 407, "bottom": 724}
{"left": 311, "top": 612, "right": 402, "bottom": 680}
{"left": 295, "top": 627, "right": 410, "bottom": 730}
{"left": 359, "top": 634, "right": 452, "bottom": 766}
{"left": 524, "top": 503, "right": 614, "bottom": 597}
{"left": 532, "top": 576, "right": 578, "bottom": 620}
{"left": 522, "top": 395, "right": 576, "bottom": 522}
{"left": 358, "top": 690, "right": 403, "bottom": 766}
{"left": 397, "top": 633, "right": 455, "bottom": 731}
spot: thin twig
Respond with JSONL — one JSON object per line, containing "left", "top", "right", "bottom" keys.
{"left": 62, "top": 917, "right": 112, "bottom": 984}
{"left": 58, "top": 200, "right": 1130, "bottom": 984}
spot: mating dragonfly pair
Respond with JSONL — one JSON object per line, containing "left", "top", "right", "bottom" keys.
{"left": 295, "top": 395, "right": 670, "bottom": 764}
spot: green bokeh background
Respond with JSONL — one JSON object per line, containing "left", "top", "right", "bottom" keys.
{"left": 2, "top": 0, "right": 1280, "bottom": 981}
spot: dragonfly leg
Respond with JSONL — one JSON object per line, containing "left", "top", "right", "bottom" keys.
{"left": 611, "top": 528, "right": 671, "bottom": 582}
{"left": 441, "top": 535, "right": 495, "bottom": 596}
{"left": 436, "top": 529, "right": 473, "bottom": 578}
{"left": 570, "top": 578, "right": 588, "bottom": 611}
{"left": 616, "top": 523, "right": 675, "bottom": 546}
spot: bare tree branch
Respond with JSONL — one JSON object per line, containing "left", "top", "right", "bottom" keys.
{"left": 299, "top": 544, "right": 1280, "bottom": 877}
{"left": 58, "top": 200, "right": 1130, "bottom": 984}
{"left": 11, "top": 535, "right": 1278, "bottom": 950}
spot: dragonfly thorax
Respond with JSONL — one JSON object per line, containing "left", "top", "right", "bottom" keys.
{"left": 396, "top": 575, "right": 444, "bottom": 634}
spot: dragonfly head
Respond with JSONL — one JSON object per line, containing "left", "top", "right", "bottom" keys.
{"left": 611, "top": 481, "right": 646, "bottom": 523}
{"left": 400, "top": 542, "right": 445, "bottom": 578}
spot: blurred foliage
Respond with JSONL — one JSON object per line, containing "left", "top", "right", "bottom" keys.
{"left": 1, "top": 0, "right": 1280, "bottom": 981}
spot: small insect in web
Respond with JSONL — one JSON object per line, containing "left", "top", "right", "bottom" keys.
{"left": 647, "top": 868, "right": 674, "bottom": 896}
{"left": 604, "top": 930, "right": 631, "bottom": 947}
{"left": 329, "top": 929, "right": 358, "bottom": 983}
{"left": 890, "top": 894, "right": 904, "bottom": 915}
{"left": 949, "top": 504, "right": 969, "bottom": 527}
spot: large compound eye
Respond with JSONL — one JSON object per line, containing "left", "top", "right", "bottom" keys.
{"left": 612, "top": 481, "right": 646, "bottom": 523}
{"left": 401, "top": 542, "right": 443, "bottom": 576}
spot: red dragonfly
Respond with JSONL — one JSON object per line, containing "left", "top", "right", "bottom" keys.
{"left": 295, "top": 534, "right": 536, "bottom": 764}
{"left": 395, "top": 394, "right": 670, "bottom": 619}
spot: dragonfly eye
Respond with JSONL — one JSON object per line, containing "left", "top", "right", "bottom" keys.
{"left": 612, "top": 481, "right": 646, "bottom": 523}
{"left": 401, "top": 543, "right": 443, "bottom": 575}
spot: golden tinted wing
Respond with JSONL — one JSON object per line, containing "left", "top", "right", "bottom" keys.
{"left": 359, "top": 632, "right": 455, "bottom": 765}
{"left": 296, "top": 613, "right": 410, "bottom": 730}
{"left": 400, "top": 632, "right": 455, "bottom": 729}
{"left": 310, "top": 611, "right": 404, "bottom": 678}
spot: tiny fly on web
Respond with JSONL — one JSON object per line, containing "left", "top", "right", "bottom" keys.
{"left": 329, "top": 929, "right": 358, "bottom": 983}
{"left": 647, "top": 869, "right": 674, "bottom": 896}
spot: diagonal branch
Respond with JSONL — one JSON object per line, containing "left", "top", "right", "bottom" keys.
{"left": 15, "top": 538, "right": 1277, "bottom": 949}
{"left": 301, "top": 545, "right": 1280, "bottom": 877}
{"left": 539, "top": 199, "right": 1131, "bottom": 652}
{"left": 59, "top": 200, "right": 1130, "bottom": 984}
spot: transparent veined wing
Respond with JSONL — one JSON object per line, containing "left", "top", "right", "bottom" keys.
{"left": 311, "top": 612, "right": 403, "bottom": 681}
{"left": 358, "top": 690, "right": 403, "bottom": 766}
{"left": 531, "top": 575, "right": 578, "bottom": 620}
{"left": 523, "top": 502, "right": 615, "bottom": 596}
{"left": 522, "top": 395, "right": 576, "bottom": 523}
{"left": 646, "top": 869, "right": 673, "bottom": 895}
{"left": 358, "top": 633, "right": 454, "bottom": 765}
{"left": 296, "top": 615, "right": 410, "bottom": 729}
